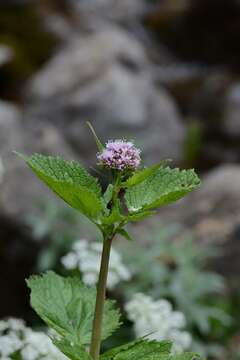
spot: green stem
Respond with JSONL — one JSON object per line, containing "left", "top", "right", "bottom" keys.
{"left": 89, "top": 234, "right": 114, "bottom": 360}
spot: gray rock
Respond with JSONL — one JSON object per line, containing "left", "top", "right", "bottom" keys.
{"left": 0, "top": 101, "right": 76, "bottom": 217}
{"left": 26, "top": 27, "right": 185, "bottom": 164}
{"left": 28, "top": 27, "right": 147, "bottom": 100}
{"left": 69, "top": 0, "right": 147, "bottom": 25}
{"left": 223, "top": 83, "right": 240, "bottom": 137}
{"left": 157, "top": 165, "right": 240, "bottom": 278}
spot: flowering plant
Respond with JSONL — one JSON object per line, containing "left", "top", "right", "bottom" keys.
{"left": 16, "top": 124, "right": 201, "bottom": 360}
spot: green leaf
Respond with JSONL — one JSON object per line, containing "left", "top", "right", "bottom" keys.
{"left": 101, "top": 339, "right": 172, "bottom": 360}
{"left": 17, "top": 153, "right": 104, "bottom": 221}
{"left": 103, "top": 184, "right": 114, "bottom": 207}
{"left": 101, "top": 339, "right": 201, "bottom": 360}
{"left": 123, "top": 160, "right": 171, "bottom": 188}
{"left": 27, "top": 272, "right": 121, "bottom": 345}
{"left": 170, "top": 354, "right": 203, "bottom": 360}
{"left": 127, "top": 210, "right": 155, "bottom": 222}
{"left": 86, "top": 121, "right": 104, "bottom": 152}
{"left": 53, "top": 338, "right": 92, "bottom": 360}
{"left": 125, "top": 167, "right": 200, "bottom": 212}
{"left": 102, "top": 199, "right": 125, "bottom": 226}
{"left": 116, "top": 228, "right": 133, "bottom": 241}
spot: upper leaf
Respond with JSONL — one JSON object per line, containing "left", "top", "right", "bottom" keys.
{"left": 101, "top": 339, "right": 172, "bottom": 360}
{"left": 125, "top": 167, "right": 200, "bottom": 213}
{"left": 27, "top": 272, "right": 121, "bottom": 345}
{"left": 123, "top": 160, "right": 171, "bottom": 188}
{"left": 18, "top": 153, "right": 104, "bottom": 220}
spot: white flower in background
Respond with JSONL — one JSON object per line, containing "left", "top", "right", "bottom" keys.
{"left": 125, "top": 293, "right": 192, "bottom": 354}
{"left": 61, "top": 239, "right": 131, "bottom": 290}
{"left": 0, "top": 318, "right": 67, "bottom": 360}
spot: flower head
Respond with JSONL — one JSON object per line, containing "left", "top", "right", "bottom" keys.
{"left": 97, "top": 140, "right": 141, "bottom": 171}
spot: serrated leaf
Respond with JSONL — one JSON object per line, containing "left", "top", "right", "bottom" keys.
{"left": 100, "top": 338, "right": 146, "bottom": 360}
{"left": 123, "top": 160, "right": 171, "bottom": 188}
{"left": 116, "top": 228, "right": 133, "bottom": 241}
{"left": 125, "top": 167, "right": 200, "bottom": 212}
{"left": 53, "top": 338, "right": 92, "bottom": 360}
{"left": 101, "top": 339, "right": 172, "bottom": 360}
{"left": 27, "top": 272, "right": 121, "bottom": 345}
{"left": 17, "top": 153, "right": 104, "bottom": 220}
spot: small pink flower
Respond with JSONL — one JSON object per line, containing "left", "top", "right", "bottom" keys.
{"left": 97, "top": 140, "right": 141, "bottom": 171}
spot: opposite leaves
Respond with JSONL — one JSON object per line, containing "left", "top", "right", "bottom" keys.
{"left": 17, "top": 153, "right": 104, "bottom": 221}
{"left": 27, "top": 272, "right": 121, "bottom": 346}
{"left": 125, "top": 167, "right": 200, "bottom": 213}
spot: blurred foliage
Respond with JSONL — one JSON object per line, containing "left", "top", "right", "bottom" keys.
{"left": 120, "top": 224, "right": 232, "bottom": 358}
{"left": 0, "top": 3, "right": 57, "bottom": 100}
{"left": 25, "top": 200, "right": 239, "bottom": 359}
{"left": 24, "top": 200, "right": 101, "bottom": 272}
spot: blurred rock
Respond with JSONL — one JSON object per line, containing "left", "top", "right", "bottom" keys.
{"left": 69, "top": 0, "right": 147, "bottom": 25}
{"left": 0, "top": 45, "right": 13, "bottom": 67}
{"left": 223, "top": 83, "right": 240, "bottom": 137}
{"left": 26, "top": 27, "right": 185, "bottom": 164}
{"left": 0, "top": 100, "right": 23, "bottom": 161}
{"left": 0, "top": 100, "right": 76, "bottom": 217}
{"left": 158, "top": 165, "right": 240, "bottom": 278}
{"left": 28, "top": 27, "right": 147, "bottom": 99}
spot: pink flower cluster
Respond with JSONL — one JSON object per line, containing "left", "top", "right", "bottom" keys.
{"left": 97, "top": 140, "right": 141, "bottom": 171}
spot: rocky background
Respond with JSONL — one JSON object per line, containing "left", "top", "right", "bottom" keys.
{"left": 0, "top": 0, "right": 240, "bottom": 337}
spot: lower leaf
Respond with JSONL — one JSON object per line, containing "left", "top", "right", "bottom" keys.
{"left": 53, "top": 338, "right": 92, "bottom": 360}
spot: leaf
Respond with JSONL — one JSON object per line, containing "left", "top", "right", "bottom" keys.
{"left": 125, "top": 167, "right": 200, "bottom": 212}
{"left": 17, "top": 153, "right": 104, "bottom": 221}
{"left": 170, "top": 353, "right": 203, "bottom": 360}
{"left": 123, "top": 160, "right": 171, "bottom": 188}
{"left": 86, "top": 121, "right": 104, "bottom": 152}
{"left": 116, "top": 228, "right": 133, "bottom": 241}
{"left": 101, "top": 339, "right": 172, "bottom": 360}
{"left": 103, "top": 184, "right": 114, "bottom": 207}
{"left": 53, "top": 338, "right": 92, "bottom": 360}
{"left": 27, "top": 272, "right": 121, "bottom": 345}
{"left": 102, "top": 199, "right": 125, "bottom": 226}
{"left": 127, "top": 210, "right": 155, "bottom": 222}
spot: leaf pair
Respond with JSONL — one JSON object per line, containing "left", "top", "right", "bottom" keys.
{"left": 27, "top": 272, "right": 121, "bottom": 359}
{"left": 17, "top": 153, "right": 200, "bottom": 228}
